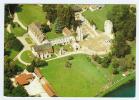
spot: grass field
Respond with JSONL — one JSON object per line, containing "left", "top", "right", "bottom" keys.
{"left": 130, "top": 41, "right": 136, "bottom": 57}
{"left": 40, "top": 54, "right": 126, "bottom": 97}
{"left": 82, "top": 5, "right": 114, "bottom": 31}
{"left": 11, "top": 25, "right": 26, "bottom": 37}
{"left": 17, "top": 4, "right": 46, "bottom": 26}
{"left": 20, "top": 50, "right": 34, "bottom": 63}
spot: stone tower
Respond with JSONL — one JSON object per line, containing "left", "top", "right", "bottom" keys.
{"left": 104, "top": 20, "right": 113, "bottom": 39}
{"left": 76, "top": 26, "right": 83, "bottom": 41}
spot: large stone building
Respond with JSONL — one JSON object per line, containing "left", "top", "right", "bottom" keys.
{"left": 28, "top": 23, "right": 45, "bottom": 45}
{"left": 32, "top": 43, "right": 54, "bottom": 59}
{"left": 50, "top": 36, "right": 75, "bottom": 46}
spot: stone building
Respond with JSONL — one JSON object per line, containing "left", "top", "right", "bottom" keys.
{"left": 28, "top": 23, "right": 45, "bottom": 45}
{"left": 72, "top": 42, "right": 80, "bottom": 51}
{"left": 104, "top": 20, "right": 113, "bottom": 39}
{"left": 50, "top": 36, "right": 75, "bottom": 46}
{"left": 76, "top": 26, "right": 83, "bottom": 41}
{"left": 32, "top": 43, "right": 54, "bottom": 59}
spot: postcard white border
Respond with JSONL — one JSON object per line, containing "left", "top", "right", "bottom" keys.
{"left": 0, "top": 0, "right": 138, "bottom": 100}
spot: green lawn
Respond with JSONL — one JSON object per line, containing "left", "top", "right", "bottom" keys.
{"left": 20, "top": 50, "right": 34, "bottom": 63}
{"left": 11, "top": 25, "right": 26, "bottom": 37}
{"left": 17, "top": 4, "right": 46, "bottom": 26}
{"left": 82, "top": 5, "right": 114, "bottom": 31}
{"left": 46, "top": 23, "right": 63, "bottom": 39}
{"left": 40, "top": 54, "right": 125, "bottom": 97}
{"left": 130, "top": 41, "right": 136, "bottom": 57}
{"left": 25, "top": 37, "right": 33, "bottom": 44}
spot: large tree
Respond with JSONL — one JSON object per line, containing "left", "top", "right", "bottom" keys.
{"left": 42, "top": 4, "right": 57, "bottom": 23}
{"left": 4, "top": 56, "right": 23, "bottom": 77}
{"left": 4, "top": 33, "right": 23, "bottom": 51}
{"left": 111, "top": 32, "right": 130, "bottom": 57}
{"left": 12, "top": 86, "right": 28, "bottom": 97}
{"left": 107, "top": 5, "right": 136, "bottom": 40}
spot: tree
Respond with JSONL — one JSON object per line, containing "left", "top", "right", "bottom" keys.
{"left": 12, "top": 86, "right": 28, "bottom": 97}
{"left": 4, "top": 76, "right": 14, "bottom": 96}
{"left": 55, "top": 5, "right": 76, "bottom": 33}
{"left": 27, "top": 58, "right": 48, "bottom": 72}
{"left": 4, "top": 76, "right": 14, "bottom": 90}
{"left": 112, "top": 68, "right": 119, "bottom": 74}
{"left": 101, "top": 56, "right": 111, "bottom": 68}
{"left": 65, "top": 61, "right": 72, "bottom": 68}
{"left": 42, "top": 4, "right": 57, "bottom": 23}
{"left": 111, "top": 57, "right": 119, "bottom": 68}
{"left": 68, "top": 56, "right": 74, "bottom": 60}
{"left": 111, "top": 32, "right": 130, "bottom": 57}
{"left": 41, "top": 24, "right": 51, "bottom": 33}
{"left": 4, "top": 56, "right": 23, "bottom": 77}
{"left": 26, "top": 65, "right": 34, "bottom": 72}
{"left": 107, "top": 5, "right": 136, "bottom": 40}
{"left": 5, "top": 4, "right": 19, "bottom": 26}
{"left": 4, "top": 33, "right": 23, "bottom": 51}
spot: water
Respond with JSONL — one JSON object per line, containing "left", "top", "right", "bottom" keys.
{"left": 104, "top": 80, "right": 135, "bottom": 97}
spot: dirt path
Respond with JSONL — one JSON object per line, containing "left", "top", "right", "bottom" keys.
{"left": 13, "top": 13, "right": 27, "bottom": 30}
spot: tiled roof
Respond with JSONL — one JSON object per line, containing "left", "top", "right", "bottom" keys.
{"left": 15, "top": 73, "right": 34, "bottom": 85}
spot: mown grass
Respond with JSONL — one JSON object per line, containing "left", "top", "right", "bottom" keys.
{"left": 40, "top": 54, "right": 129, "bottom": 97}
{"left": 17, "top": 4, "right": 46, "bottom": 26}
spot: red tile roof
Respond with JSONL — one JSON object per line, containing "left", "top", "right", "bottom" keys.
{"left": 34, "top": 68, "right": 43, "bottom": 79}
{"left": 15, "top": 73, "right": 34, "bottom": 85}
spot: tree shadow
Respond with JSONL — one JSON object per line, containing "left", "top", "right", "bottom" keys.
{"left": 16, "top": 6, "right": 23, "bottom": 12}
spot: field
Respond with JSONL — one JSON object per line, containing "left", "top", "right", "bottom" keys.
{"left": 17, "top": 4, "right": 46, "bottom": 26}
{"left": 82, "top": 5, "right": 114, "bottom": 31}
{"left": 40, "top": 54, "right": 127, "bottom": 97}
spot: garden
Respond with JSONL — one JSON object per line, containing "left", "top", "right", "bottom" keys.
{"left": 20, "top": 50, "right": 34, "bottom": 63}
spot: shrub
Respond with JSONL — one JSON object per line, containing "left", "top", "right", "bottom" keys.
{"left": 68, "top": 56, "right": 74, "bottom": 60}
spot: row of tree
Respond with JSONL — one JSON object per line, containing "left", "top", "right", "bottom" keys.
{"left": 92, "top": 5, "right": 136, "bottom": 74}
{"left": 26, "top": 58, "right": 48, "bottom": 72}
{"left": 42, "top": 4, "right": 81, "bottom": 33}
{"left": 4, "top": 56, "right": 28, "bottom": 96}
{"left": 108, "top": 5, "right": 136, "bottom": 58}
